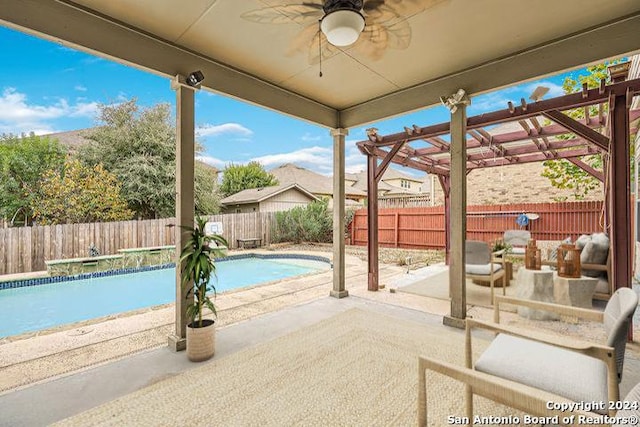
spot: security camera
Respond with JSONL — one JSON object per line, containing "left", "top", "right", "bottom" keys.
{"left": 187, "top": 70, "right": 205, "bottom": 87}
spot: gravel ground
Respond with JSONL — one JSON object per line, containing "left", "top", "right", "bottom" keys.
{"left": 266, "top": 242, "right": 445, "bottom": 269}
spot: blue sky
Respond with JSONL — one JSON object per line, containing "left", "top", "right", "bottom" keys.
{"left": 0, "top": 25, "right": 596, "bottom": 177}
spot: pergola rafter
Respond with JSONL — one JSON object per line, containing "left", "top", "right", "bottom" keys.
{"left": 357, "top": 76, "right": 640, "bottom": 325}
{"left": 568, "top": 157, "right": 605, "bottom": 182}
{"left": 358, "top": 105, "right": 639, "bottom": 178}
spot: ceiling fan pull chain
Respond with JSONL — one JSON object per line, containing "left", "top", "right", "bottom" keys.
{"left": 318, "top": 19, "right": 323, "bottom": 77}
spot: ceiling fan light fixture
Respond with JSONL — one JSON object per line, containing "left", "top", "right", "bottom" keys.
{"left": 320, "top": 9, "right": 365, "bottom": 47}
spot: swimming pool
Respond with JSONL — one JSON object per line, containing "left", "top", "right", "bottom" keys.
{"left": 0, "top": 254, "right": 330, "bottom": 338}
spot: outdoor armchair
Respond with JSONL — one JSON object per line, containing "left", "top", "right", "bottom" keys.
{"left": 493, "top": 287, "right": 638, "bottom": 383}
{"left": 465, "top": 240, "right": 506, "bottom": 305}
{"left": 417, "top": 355, "right": 640, "bottom": 426}
{"left": 503, "top": 229, "right": 531, "bottom": 258}
{"left": 417, "top": 288, "right": 637, "bottom": 424}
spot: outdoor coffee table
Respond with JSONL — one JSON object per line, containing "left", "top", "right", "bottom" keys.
{"left": 515, "top": 268, "right": 559, "bottom": 320}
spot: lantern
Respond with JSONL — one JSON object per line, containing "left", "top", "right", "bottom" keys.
{"left": 525, "top": 239, "right": 541, "bottom": 270}
{"left": 557, "top": 243, "right": 581, "bottom": 278}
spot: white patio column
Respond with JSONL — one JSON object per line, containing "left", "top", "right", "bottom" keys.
{"left": 168, "top": 75, "right": 198, "bottom": 351}
{"left": 443, "top": 90, "right": 470, "bottom": 329}
{"left": 330, "top": 128, "right": 349, "bottom": 298}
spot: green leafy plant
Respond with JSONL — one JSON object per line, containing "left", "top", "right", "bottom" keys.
{"left": 180, "top": 216, "right": 228, "bottom": 328}
{"left": 492, "top": 239, "right": 512, "bottom": 254}
{"left": 541, "top": 60, "right": 634, "bottom": 199}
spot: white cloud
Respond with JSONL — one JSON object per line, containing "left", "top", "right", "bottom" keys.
{"left": 521, "top": 81, "right": 565, "bottom": 98}
{"left": 252, "top": 146, "right": 332, "bottom": 168}
{"left": 69, "top": 101, "right": 99, "bottom": 118}
{"left": 74, "top": 85, "right": 87, "bottom": 92}
{"left": 301, "top": 133, "right": 323, "bottom": 142}
{"left": 345, "top": 142, "right": 366, "bottom": 174}
{"left": 243, "top": 143, "right": 371, "bottom": 176}
{"left": 0, "top": 88, "right": 99, "bottom": 134}
{"left": 197, "top": 142, "right": 372, "bottom": 177}
{"left": 196, "top": 123, "right": 253, "bottom": 138}
{"left": 196, "top": 155, "right": 230, "bottom": 169}
{"left": 470, "top": 81, "right": 565, "bottom": 114}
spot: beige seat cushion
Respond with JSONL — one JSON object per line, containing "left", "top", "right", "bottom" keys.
{"left": 465, "top": 263, "right": 503, "bottom": 276}
{"left": 475, "top": 334, "right": 609, "bottom": 415}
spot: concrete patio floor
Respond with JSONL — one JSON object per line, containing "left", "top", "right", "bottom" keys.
{"left": 1, "top": 251, "right": 639, "bottom": 426}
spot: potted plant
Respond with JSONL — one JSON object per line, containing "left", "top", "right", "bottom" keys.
{"left": 180, "top": 216, "right": 227, "bottom": 362}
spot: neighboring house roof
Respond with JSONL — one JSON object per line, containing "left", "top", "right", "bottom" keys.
{"left": 220, "top": 183, "right": 318, "bottom": 205}
{"left": 44, "top": 128, "right": 94, "bottom": 152}
{"left": 270, "top": 163, "right": 365, "bottom": 197}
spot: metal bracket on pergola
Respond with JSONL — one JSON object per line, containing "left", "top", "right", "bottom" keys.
{"left": 357, "top": 77, "right": 640, "bottom": 323}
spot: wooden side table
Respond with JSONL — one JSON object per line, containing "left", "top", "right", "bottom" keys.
{"left": 515, "top": 268, "right": 559, "bottom": 320}
{"left": 553, "top": 274, "right": 598, "bottom": 309}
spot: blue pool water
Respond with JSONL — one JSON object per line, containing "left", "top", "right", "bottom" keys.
{"left": 0, "top": 256, "right": 328, "bottom": 338}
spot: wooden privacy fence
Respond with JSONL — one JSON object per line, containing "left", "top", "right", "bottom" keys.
{"left": 351, "top": 201, "right": 607, "bottom": 250}
{"left": 0, "top": 212, "right": 276, "bottom": 275}
{"left": 378, "top": 195, "right": 431, "bottom": 209}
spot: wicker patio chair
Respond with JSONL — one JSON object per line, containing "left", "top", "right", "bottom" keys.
{"left": 465, "top": 240, "right": 506, "bottom": 305}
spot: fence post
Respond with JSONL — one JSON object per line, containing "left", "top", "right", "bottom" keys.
{"left": 395, "top": 212, "right": 399, "bottom": 248}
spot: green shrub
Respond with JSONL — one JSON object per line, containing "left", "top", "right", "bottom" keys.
{"left": 273, "top": 200, "right": 332, "bottom": 243}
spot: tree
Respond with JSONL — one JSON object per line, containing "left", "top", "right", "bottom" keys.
{"left": 195, "top": 163, "right": 222, "bottom": 215}
{"left": 0, "top": 133, "right": 66, "bottom": 225}
{"left": 220, "top": 161, "right": 278, "bottom": 197}
{"left": 79, "top": 100, "right": 175, "bottom": 218}
{"left": 79, "top": 99, "right": 221, "bottom": 219}
{"left": 541, "top": 61, "right": 622, "bottom": 200}
{"left": 31, "top": 159, "right": 133, "bottom": 224}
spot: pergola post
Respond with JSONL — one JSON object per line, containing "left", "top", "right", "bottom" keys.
{"left": 443, "top": 91, "right": 470, "bottom": 329}
{"left": 367, "top": 153, "right": 379, "bottom": 291}
{"left": 608, "top": 92, "right": 632, "bottom": 295}
{"left": 168, "top": 75, "right": 197, "bottom": 352}
{"left": 330, "top": 128, "right": 349, "bottom": 298}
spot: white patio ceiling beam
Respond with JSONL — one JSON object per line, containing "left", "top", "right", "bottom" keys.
{"left": 0, "top": 0, "right": 339, "bottom": 128}
{"left": 340, "top": 12, "right": 640, "bottom": 128}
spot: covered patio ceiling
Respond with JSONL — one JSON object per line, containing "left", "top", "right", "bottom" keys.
{"left": 1, "top": 0, "right": 639, "bottom": 128}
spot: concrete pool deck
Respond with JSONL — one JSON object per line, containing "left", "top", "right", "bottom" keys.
{"left": 1, "top": 249, "right": 640, "bottom": 425}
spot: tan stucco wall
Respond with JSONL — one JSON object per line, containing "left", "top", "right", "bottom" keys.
{"left": 383, "top": 177, "right": 422, "bottom": 191}
{"left": 260, "top": 188, "right": 315, "bottom": 212}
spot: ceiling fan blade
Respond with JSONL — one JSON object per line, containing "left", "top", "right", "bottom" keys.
{"left": 364, "top": 0, "right": 385, "bottom": 12}
{"left": 301, "top": 2, "right": 323, "bottom": 9}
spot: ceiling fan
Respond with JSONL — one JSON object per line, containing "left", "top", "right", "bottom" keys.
{"left": 241, "top": 0, "right": 444, "bottom": 64}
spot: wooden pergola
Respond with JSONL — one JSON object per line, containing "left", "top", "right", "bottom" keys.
{"left": 358, "top": 69, "right": 640, "bottom": 326}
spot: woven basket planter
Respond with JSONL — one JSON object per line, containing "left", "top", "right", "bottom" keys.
{"left": 186, "top": 319, "right": 216, "bottom": 362}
